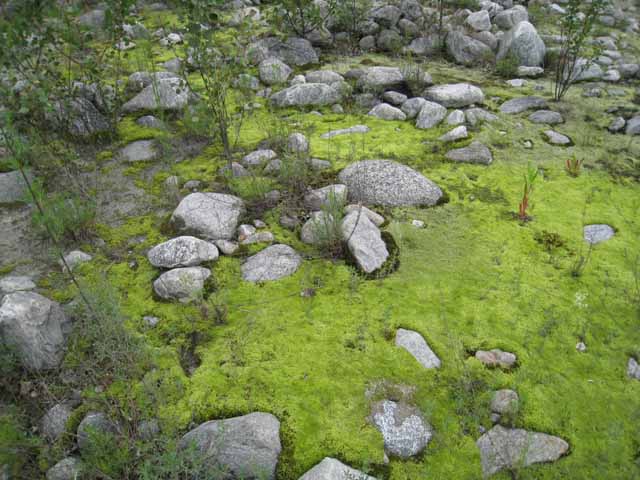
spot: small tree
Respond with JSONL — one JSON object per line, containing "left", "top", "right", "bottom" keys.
{"left": 272, "top": 0, "right": 336, "bottom": 37}
{"left": 178, "top": 0, "right": 254, "bottom": 165}
{"left": 553, "top": 0, "right": 608, "bottom": 101}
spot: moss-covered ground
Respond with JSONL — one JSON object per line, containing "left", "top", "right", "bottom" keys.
{"left": 3, "top": 5, "right": 640, "bottom": 479}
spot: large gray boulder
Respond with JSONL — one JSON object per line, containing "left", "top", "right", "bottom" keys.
{"left": 395, "top": 328, "right": 441, "bottom": 369}
{"left": 370, "top": 400, "right": 432, "bottom": 458}
{"left": 46, "top": 457, "right": 84, "bottom": 480}
{"left": 41, "top": 403, "right": 73, "bottom": 441}
{"left": 415, "top": 101, "right": 447, "bottom": 129}
{"left": 338, "top": 160, "right": 443, "bottom": 207}
{"left": 356, "top": 67, "right": 405, "bottom": 91}
{"left": 401, "top": 97, "right": 428, "bottom": 119}
{"left": 499, "top": 96, "right": 547, "bottom": 114}
{"left": 446, "top": 30, "right": 495, "bottom": 66}
{"left": 528, "top": 110, "right": 563, "bottom": 124}
{"left": 262, "top": 37, "right": 318, "bottom": 66}
{"left": 271, "top": 83, "right": 343, "bottom": 107}
{"left": 445, "top": 141, "right": 493, "bottom": 165}
{"left": 242, "top": 245, "right": 302, "bottom": 282}
{"left": 259, "top": 57, "right": 292, "bottom": 85}
{"left": 467, "top": 10, "right": 492, "bottom": 31}
{"left": 153, "top": 267, "right": 211, "bottom": 302}
{"left": 477, "top": 425, "right": 569, "bottom": 477}
{"left": 342, "top": 211, "right": 389, "bottom": 274}
{"left": 0, "top": 171, "right": 28, "bottom": 205}
{"left": 148, "top": 236, "right": 219, "bottom": 268}
{"left": 170, "top": 193, "right": 245, "bottom": 241}
{"left": 0, "top": 292, "right": 66, "bottom": 371}
{"left": 423, "top": 83, "right": 484, "bottom": 107}
{"left": 299, "top": 457, "right": 376, "bottom": 480}
{"left": 122, "top": 77, "right": 189, "bottom": 113}
{"left": 494, "top": 5, "right": 528, "bottom": 30}
{"left": 51, "top": 97, "right": 111, "bottom": 137}
{"left": 179, "top": 412, "right": 281, "bottom": 480}
{"left": 497, "top": 21, "right": 546, "bottom": 67}
{"left": 77, "top": 412, "right": 119, "bottom": 455}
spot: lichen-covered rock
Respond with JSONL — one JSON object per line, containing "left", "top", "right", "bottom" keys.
{"left": 153, "top": 267, "right": 211, "bottom": 302}
{"left": 242, "top": 245, "right": 302, "bottom": 282}
{"left": 415, "top": 101, "right": 446, "bottom": 129}
{"left": 445, "top": 141, "right": 493, "bottom": 165}
{"left": 491, "top": 389, "right": 519, "bottom": 414}
{"left": 396, "top": 328, "right": 441, "bottom": 369}
{"left": 148, "top": 236, "right": 219, "bottom": 268}
{"left": 356, "top": 67, "right": 405, "bottom": 91}
{"left": 259, "top": 57, "right": 292, "bottom": 85}
{"left": 179, "top": 412, "right": 281, "bottom": 480}
{"left": 467, "top": 10, "right": 492, "bottom": 31}
{"left": 0, "top": 292, "right": 66, "bottom": 371}
{"left": 299, "top": 457, "right": 377, "bottom": 480}
{"left": 119, "top": 140, "right": 159, "bottom": 162}
{"left": 122, "top": 77, "right": 189, "bottom": 113}
{"left": 344, "top": 205, "right": 385, "bottom": 226}
{"left": 51, "top": 97, "right": 111, "bottom": 137}
{"left": 494, "top": 5, "right": 528, "bottom": 30}
{"left": 465, "top": 108, "right": 498, "bottom": 125}
{"left": 243, "top": 149, "right": 278, "bottom": 167}
{"left": 339, "top": 160, "right": 442, "bottom": 207}
{"left": 370, "top": 400, "right": 432, "bottom": 458}
{"left": 401, "top": 97, "right": 428, "bottom": 119}
{"left": 171, "top": 193, "right": 245, "bottom": 241}
{"left": 46, "top": 457, "right": 84, "bottom": 480}
{"left": 301, "top": 211, "right": 334, "bottom": 246}
{"left": 497, "top": 21, "right": 546, "bottom": 67}
{"left": 271, "top": 83, "right": 343, "bottom": 107}
{"left": 439, "top": 125, "right": 468, "bottom": 142}
{"left": 628, "top": 357, "right": 640, "bottom": 380}
{"left": 0, "top": 171, "right": 29, "bottom": 205}
{"left": 423, "top": 83, "right": 484, "bottom": 107}
{"left": 477, "top": 425, "right": 569, "bottom": 477}
{"left": 287, "top": 133, "right": 310, "bottom": 155}
{"left": 342, "top": 211, "right": 389, "bottom": 274}
{"left": 0, "top": 276, "right": 35, "bottom": 296}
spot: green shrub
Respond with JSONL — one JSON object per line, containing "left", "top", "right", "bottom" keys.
{"left": 495, "top": 52, "right": 519, "bottom": 78}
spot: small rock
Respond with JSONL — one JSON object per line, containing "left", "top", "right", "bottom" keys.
{"left": 368, "top": 103, "right": 407, "bottom": 121}
{"left": 415, "top": 101, "right": 446, "bottom": 129}
{"left": 344, "top": 205, "right": 385, "bottom": 226}
{"left": 576, "top": 342, "right": 587, "bottom": 352}
{"left": 241, "top": 245, "right": 302, "bottom": 282}
{"left": 153, "top": 267, "right": 211, "bottom": 302}
{"left": 445, "top": 141, "right": 493, "bottom": 165}
{"left": 41, "top": 403, "right": 73, "bottom": 441}
{"left": 411, "top": 220, "right": 425, "bottom": 228}
{"left": 243, "top": 149, "right": 278, "bottom": 167}
{"left": 320, "top": 125, "right": 370, "bottom": 139}
{"left": 119, "top": 140, "right": 159, "bottom": 162}
{"left": 147, "top": 236, "right": 218, "bottom": 268}
{"left": 370, "top": 400, "right": 432, "bottom": 458}
{"left": 287, "top": 133, "right": 310, "bottom": 155}
{"left": 299, "top": 457, "right": 376, "bottom": 480}
{"left": 304, "top": 184, "right": 348, "bottom": 211}
{"left": 446, "top": 110, "right": 466, "bottom": 125}
{"left": 439, "top": 125, "right": 468, "bottom": 142}
{"left": 46, "top": 457, "right": 84, "bottom": 480}
{"left": 543, "top": 130, "right": 572, "bottom": 146}
{"left": 627, "top": 357, "right": 640, "bottom": 380}
{"left": 215, "top": 240, "right": 239, "bottom": 256}
{"left": 77, "top": 412, "right": 119, "bottom": 454}
{"left": 528, "top": 110, "right": 564, "bottom": 124}
{"left": 500, "top": 96, "right": 547, "bottom": 114}
{"left": 490, "top": 389, "right": 519, "bottom": 414}
{"left": 342, "top": 212, "right": 389, "bottom": 274}
{"left": 475, "top": 349, "right": 517, "bottom": 369}
{"left": 583, "top": 224, "right": 615, "bottom": 244}
{"left": 143, "top": 316, "right": 160, "bottom": 327}
{"left": 395, "top": 328, "right": 441, "bottom": 369}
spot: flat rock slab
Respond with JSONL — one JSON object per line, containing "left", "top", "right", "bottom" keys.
{"left": 122, "top": 77, "right": 189, "bottom": 113}
{"left": 583, "top": 224, "right": 615, "bottom": 244}
{"left": 171, "top": 193, "right": 245, "bottom": 241}
{"left": 528, "top": 110, "right": 564, "bottom": 124}
{"left": 423, "top": 83, "right": 485, "bottom": 108}
{"left": 543, "top": 130, "right": 572, "bottom": 146}
{"left": 179, "top": 412, "right": 281, "bottom": 480}
{"left": 270, "top": 83, "right": 343, "bottom": 107}
{"left": 147, "top": 236, "right": 219, "bottom": 268}
{"left": 120, "top": 140, "right": 159, "bottom": 162}
{"left": 499, "top": 96, "right": 547, "bottom": 114}
{"left": 445, "top": 141, "right": 493, "bottom": 165}
{"left": 299, "top": 457, "right": 377, "bottom": 480}
{"left": 0, "top": 276, "right": 36, "bottom": 295}
{"left": 320, "top": 125, "right": 370, "bottom": 139}
{"left": 338, "top": 160, "right": 443, "bottom": 207}
{"left": 395, "top": 328, "right": 441, "bottom": 369}
{"left": 242, "top": 244, "right": 302, "bottom": 282}
{"left": 477, "top": 425, "right": 569, "bottom": 477}
{"left": 153, "top": 267, "right": 211, "bottom": 302}
{"left": 370, "top": 400, "right": 432, "bottom": 458}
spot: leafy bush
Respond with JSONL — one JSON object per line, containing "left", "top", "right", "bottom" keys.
{"left": 495, "top": 52, "right": 519, "bottom": 78}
